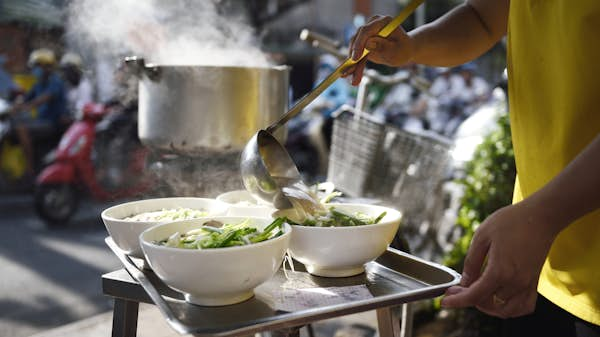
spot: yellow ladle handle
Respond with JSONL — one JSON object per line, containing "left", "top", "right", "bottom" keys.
{"left": 267, "top": 0, "right": 425, "bottom": 134}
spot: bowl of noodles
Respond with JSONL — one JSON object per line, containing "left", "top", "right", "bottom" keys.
{"left": 275, "top": 203, "right": 402, "bottom": 277}
{"left": 101, "top": 197, "right": 229, "bottom": 258}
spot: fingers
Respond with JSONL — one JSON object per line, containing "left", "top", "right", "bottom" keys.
{"left": 444, "top": 285, "right": 465, "bottom": 297}
{"left": 440, "top": 204, "right": 550, "bottom": 319}
{"left": 460, "top": 229, "right": 490, "bottom": 287}
{"left": 366, "top": 36, "right": 400, "bottom": 65}
{"left": 350, "top": 16, "right": 392, "bottom": 61}
{"left": 343, "top": 15, "right": 392, "bottom": 85}
{"left": 343, "top": 14, "right": 414, "bottom": 85}
{"left": 366, "top": 15, "right": 381, "bottom": 24}
{"left": 341, "top": 57, "right": 368, "bottom": 86}
{"left": 351, "top": 58, "right": 368, "bottom": 86}
{"left": 441, "top": 257, "right": 498, "bottom": 308}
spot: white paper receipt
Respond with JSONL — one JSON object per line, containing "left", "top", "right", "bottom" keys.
{"left": 268, "top": 284, "right": 374, "bottom": 312}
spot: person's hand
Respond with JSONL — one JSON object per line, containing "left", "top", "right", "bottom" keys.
{"left": 342, "top": 15, "right": 415, "bottom": 86}
{"left": 441, "top": 201, "right": 560, "bottom": 318}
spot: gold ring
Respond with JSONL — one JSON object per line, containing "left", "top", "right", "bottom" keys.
{"left": 493, "top": 294, "right": 506, "bottom": 306}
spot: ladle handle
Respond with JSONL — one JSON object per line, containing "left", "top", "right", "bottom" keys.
{"left": 266, "top": 0, "right": 425, "bottom": 134}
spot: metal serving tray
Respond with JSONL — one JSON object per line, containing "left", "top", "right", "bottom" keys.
{"left": 103, "top": 237, "right": 460, "bottom": 337}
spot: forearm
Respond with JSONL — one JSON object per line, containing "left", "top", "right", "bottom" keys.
{"left": 15, "top": 94, "right": 52, "bottom": 112}
{"left": 409, "top": 1, "right": 507, "bottom": 66}
{"left": 29, "top": 94, "right": 51, "bottom": 108}
{"left": 525, "top": 134, "right": 600, "bottom": 234}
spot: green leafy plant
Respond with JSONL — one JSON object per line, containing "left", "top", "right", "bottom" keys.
{"left": 425, "top": 113, "right": 516, "bottom": 337}
{"left": 444, "top": 113, "right": 516, "bottom": 271}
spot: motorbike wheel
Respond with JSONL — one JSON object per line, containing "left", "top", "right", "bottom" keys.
{"left": 34, "top": 184, "right": 78, "bottom": 226}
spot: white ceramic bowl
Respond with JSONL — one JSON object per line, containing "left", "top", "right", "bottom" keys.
{"left": 216, "top": 190, "right": 275, "bottom": 218}
{"left": 101, "top": 197, "right": 229, "bottom": 258}
{"left": 140, "top": 216, "right": 291, "bottom": 306}
{"left": 288, "top": 203, "right": 402, "bottom": 277}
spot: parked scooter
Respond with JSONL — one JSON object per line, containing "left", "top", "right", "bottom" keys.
{"left": 34, "top": 102, "right": 156, "bottom": 226}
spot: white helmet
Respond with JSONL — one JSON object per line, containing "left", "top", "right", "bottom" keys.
{"left": 60, "top": 52, "right": 83, "bottom": 69}
{"left": 28, "top": 48, "right": 56, "bottom": 67}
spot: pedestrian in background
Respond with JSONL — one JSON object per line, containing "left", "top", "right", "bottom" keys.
{"left": 8, "top": 48, "right": 68, "bottom": 174}
{"left": 60, "top": 52, "right": 94, "bottom": 119}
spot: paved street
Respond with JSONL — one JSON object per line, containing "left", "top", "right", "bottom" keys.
{"left": 0, "top": 193, "right": 122, "bottom": 337}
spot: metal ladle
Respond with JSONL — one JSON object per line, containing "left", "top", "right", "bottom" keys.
{"left": 241, "top": 0, "right": 425, "bottom": 209}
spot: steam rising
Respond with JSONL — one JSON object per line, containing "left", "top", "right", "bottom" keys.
{"left": 66, "top": 0, "right": 273, "bottom": 197}
{"left": 67, "top": 0, "right": 272, "bottom": 67}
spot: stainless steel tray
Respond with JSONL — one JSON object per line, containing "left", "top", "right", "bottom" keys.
{"left": 103, "top": 237, "right": 460, "bottom": 337}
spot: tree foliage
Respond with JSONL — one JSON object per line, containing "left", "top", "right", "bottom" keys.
{"left": 444, "top": 113, "right": 516, "bottom": 272}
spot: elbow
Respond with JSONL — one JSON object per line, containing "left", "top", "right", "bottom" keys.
{"left": 464, "top": 2, "right": 507, "bottom": 44}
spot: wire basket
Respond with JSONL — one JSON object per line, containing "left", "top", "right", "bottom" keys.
{"left": 328, "top": 108, "right": 453, "bottom": 224}
{"left": 372, "top": 125, "right": 453, "bottom": 223}
{"left": 327, "top": 109, "right": 387, "bottom": 197}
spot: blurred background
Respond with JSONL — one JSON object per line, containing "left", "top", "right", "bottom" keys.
{"left": 0, "top": 0, "right": 512, "bottom": 336}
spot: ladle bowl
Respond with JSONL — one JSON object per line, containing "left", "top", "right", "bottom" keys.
{"left": 240, "top": 130, "right": 301, "bottom": 209}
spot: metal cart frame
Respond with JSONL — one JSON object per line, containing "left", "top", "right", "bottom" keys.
{"left": 102, "top": 237, "right": 459, "bottom": 337}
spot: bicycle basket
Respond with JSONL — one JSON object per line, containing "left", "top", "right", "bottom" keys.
{"left": 369, "top": 126, "right": 453, "bottom": 223}
{"left": 328, "top": 108, "right": 453, "bottom": 223}
{"left": 327, "top": 108, "right": 386, "bottom": 197}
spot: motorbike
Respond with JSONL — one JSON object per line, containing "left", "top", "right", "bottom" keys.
{"left": 34, "top": 102, "right": 157, "bottom": 226}
{"left": 1, "top": 96, "right": 69, "bottom": 192}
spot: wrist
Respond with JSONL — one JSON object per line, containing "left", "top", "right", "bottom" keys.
{"left": 406, "top": 30, "right": 421, "bottom": 64}
{"left": 520, "top": 192, "right": 569, "bottom": 239}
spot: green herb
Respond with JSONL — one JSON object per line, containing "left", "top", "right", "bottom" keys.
{"left": 372, "top": 211, "right": 387, "bottom": 224}
{"left": 155, "top": 217, "right": 286, "bottom": 250}
{"left": 289, "top": 207, "right": 386, "bottom": 227}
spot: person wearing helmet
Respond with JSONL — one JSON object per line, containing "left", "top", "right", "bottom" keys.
{"left": 8, "top": 48, "right": 68, "bottom": 174}
{"left": 60, "top": 52, "right": 94, "bottom": 118}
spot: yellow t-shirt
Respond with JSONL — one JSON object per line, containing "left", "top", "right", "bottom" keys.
{"left": 507, "top": 1, "right": 600, "bottom": 325}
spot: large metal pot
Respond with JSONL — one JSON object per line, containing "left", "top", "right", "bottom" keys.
{"left": 125, "top": 57, "right": 289, "bottom": 153}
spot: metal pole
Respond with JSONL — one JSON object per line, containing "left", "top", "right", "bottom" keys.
{"left": 376, "top": 304, "right": 413, "bottom": 337}
{"left": 415, "top": 4, "right": 426, "bottom": 27}
{"left": 111, "top": 298, "right": 139, "bottom": 337}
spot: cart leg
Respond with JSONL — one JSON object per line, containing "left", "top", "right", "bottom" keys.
{"left": 306, "top": 323, "right": 315, "bottom": 337}
{"left": 111, "top": 298, "right": 139, "bottom": 337}
{"left": 376, "top": 303, "right": 413, "bottom": 337}
{"left": 267, "top": 326, "right": 302, "bottom": 337}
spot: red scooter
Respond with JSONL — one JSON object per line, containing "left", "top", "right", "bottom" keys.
{"left": 34, "top": 103, "right": 155, "bottom": 226}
